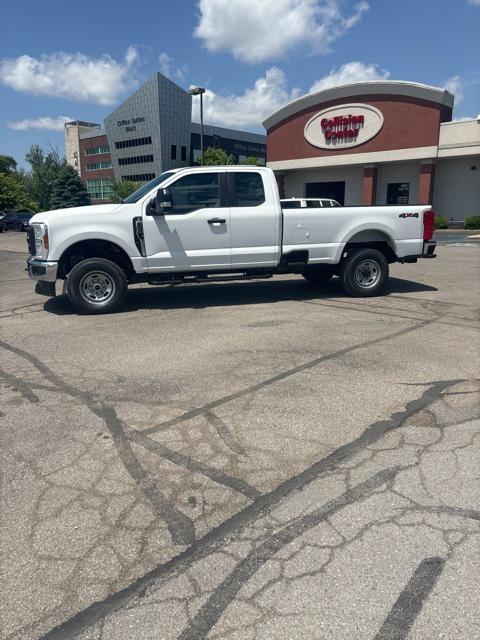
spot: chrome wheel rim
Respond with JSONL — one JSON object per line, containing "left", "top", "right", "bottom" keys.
{"left": 354, "top": 259, "right": 381, "bottom": 288}
{"left": 79, "top": 271, "right": 115, "bottom": 305}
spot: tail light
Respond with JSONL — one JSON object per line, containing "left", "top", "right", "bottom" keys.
{"left": 423, "top": 210, "right": 434, "bottom": 241}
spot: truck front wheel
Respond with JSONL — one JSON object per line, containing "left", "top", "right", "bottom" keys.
{"left": 339, "top": 248, "right": 389, "bottom": 297}
{"left": 66, "top": 258, "right": 128, "bottom": 314}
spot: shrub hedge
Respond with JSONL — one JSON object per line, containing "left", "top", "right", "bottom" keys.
{"left": 464, "top": 215, "right": 480, "bottom": 230}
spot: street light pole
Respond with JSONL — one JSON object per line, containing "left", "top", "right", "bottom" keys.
{"left": 200, "top": 91, "right": 204, "bottom": 166}
{"left": 189, "top": 87, "right": 206, "bottom": 166}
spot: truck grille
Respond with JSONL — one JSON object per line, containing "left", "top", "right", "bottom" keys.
{"left": 27, "top": 227, "right": 36, "bottom": 255}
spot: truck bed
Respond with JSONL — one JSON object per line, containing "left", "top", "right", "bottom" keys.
{"left": 281, "top": 205, "right": 431, "bottom": 264}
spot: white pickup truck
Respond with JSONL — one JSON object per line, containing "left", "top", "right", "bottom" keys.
{"left": 27, "top": 166, "right": 436, "bottom": 314}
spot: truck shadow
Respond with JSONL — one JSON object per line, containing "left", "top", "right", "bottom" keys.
{"left": 43, "top": 276, "right": 438, "bottom": 315}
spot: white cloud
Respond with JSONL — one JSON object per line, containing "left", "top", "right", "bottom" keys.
{"left": 158, "top": 52, "right": 187, "bottom": 82}
{"left": 195, "top": 0, "right": 369, "bottom": 63}
{"left": 7, "top": 116, "right": 74, "bottom": 131}
{"left": 309, "top": 61, "right": 390, "bottom": 93}
{"left": 444, "top": 75, "right": 464, "bottom": 104}
{"left": 0, "top": 47, "right": 139, "bottom": 105}
{"left": 192, "top": 61, "right": 390, "bottom": 130}
{"left": 467, "top": 0, "right": 480, "bottom": 5}
{"left": 192, "top": 67, "right": 301, "bottom": 128}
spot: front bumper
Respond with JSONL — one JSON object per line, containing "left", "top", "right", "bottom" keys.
{"left": 27, "top": 256, "right": 58, "bottom": 282}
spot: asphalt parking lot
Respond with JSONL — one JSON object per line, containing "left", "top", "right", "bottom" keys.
{"left": 1, "top": 231, "right": 479, "bottom": 640}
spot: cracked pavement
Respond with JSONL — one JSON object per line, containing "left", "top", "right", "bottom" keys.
{"left": 1, "top": 233, "right": 479, "bottom": 639}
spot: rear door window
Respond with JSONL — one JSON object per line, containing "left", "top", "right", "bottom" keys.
{"left": 230, "top": 172, "right": 265, "bottom": 207}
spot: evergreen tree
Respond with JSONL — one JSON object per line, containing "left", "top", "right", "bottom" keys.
{"left": 50, "top": 165, "right": 90, "bottom": 209}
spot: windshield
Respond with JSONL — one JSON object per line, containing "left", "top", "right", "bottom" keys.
{"left": 122, "top": 171, "right": 176, "bottom": 203}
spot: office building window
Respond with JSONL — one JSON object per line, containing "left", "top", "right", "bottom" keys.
{"left": 86, "top": 161, "right": 112, "bottom": 171}
{"left": 171, "top": 145, "right": 177, "bottom": 160}
{"left": 115, "top": 136, "right": 152, "bottom": 149}
{"left": 181, "top": 146, "right": 187, "bottom": 162}
{"left": 121, "top": 173, "right": 155, "bottom": 182}
{"left": 86, "top": 179, "right": 113, "bottom": 200}
{"left": 118, "top": 155, "right": 154, "bottom": 166}
{"left": 85, "top": 145, "right": 110, "bottom": 155}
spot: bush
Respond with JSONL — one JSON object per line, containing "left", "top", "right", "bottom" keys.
{"left": 434, "top": 215, "right": 448, "bottom": 229}
{"left": 464, "top": 215, "right": 480, "bottom": 230}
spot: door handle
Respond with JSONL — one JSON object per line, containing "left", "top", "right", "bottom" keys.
{"left": 208, "top": 218, "right": 226, "bottom": 224}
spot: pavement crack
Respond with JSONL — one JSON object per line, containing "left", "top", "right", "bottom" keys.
{"left": 37, "top": 378, "right": 462, "bottom": 640}
{"left": 0, "top": 366, "right": 40, "bottom": 403}
{"left": 177, "top": 467, "right": 401, "bottom": 640}
{"left": 99, "top": 403, "right": 195, "bottom": 547}
{"left": 144, "top": 317, "right": 438, "bottom": 435}
{"left": 204, "top": 410, "right": 248, "bottom": 457}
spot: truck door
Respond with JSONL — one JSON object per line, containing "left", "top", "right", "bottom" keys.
{"left": 142, "top": 171, "right": 231, "bottom": 272}
{"left": 228, "top": 170, "right": 279, "bottom": 268}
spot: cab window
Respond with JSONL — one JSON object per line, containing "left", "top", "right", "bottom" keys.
{"left": 231, "top": 172, "right": 265, "bottom": 207}
{"left": 169, "top": 173, "right": 221, "bottom": 214}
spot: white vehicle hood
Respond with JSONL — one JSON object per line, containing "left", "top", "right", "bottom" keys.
{"left": 30, "top": 203, "right": 124, "bottom": 225}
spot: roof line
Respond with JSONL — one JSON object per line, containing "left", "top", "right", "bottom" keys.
{"left": 262, "top": 81, "right": 454, "bottom": 130}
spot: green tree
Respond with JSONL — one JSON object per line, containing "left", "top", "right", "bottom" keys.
{"left": 0, "top": 155, "right": 18, "bottom": 175}
{"left": 50, "top": 165, "right": 90, "bottom": 209}
{"left": 239, "top": 156, "right": 261, "bottom": 166}
{"left": 0, "top": 173, "right": 37, "bottom": 211}
{"left": 200, "top": 147, "right": 235, "bottom": 166}
{"left": 24, "top": 145, "right": 64, "bottom": 211}
{"left": 110, "top": 180, "right": 139, "bottom": 202}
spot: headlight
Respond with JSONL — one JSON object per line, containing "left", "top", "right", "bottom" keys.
{"left": 32, "top": 223, "right": 49, "bottom": 259}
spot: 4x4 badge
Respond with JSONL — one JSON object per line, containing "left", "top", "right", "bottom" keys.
{"left": 399, "top": 212, "right": 419, "bottom": 218}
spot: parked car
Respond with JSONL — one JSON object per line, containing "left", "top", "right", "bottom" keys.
{"left": 0, "top": 212, "right": 7, "bottom": 233}
{"left": 281, "top": 197, "right": 341, "bottom": 208}
{"left": 26, "top": 166, "right": 436, "bottom": 314}
{"left": 2, "top": 211, "right": 34, "bottom": 231}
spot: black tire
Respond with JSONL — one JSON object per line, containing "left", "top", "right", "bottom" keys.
{"left": 339, "top": 248, "right": 389, "bottom": 297}
{"left": 17, "top": 222, "right": 24, "bottom": 232}
{"left": 302, "top": 265, "right": 334, "bottom": 284}
{"left": 66, "top": 258, "right": 128, "bottom": 314}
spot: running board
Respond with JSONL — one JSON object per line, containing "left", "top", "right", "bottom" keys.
{"left": 147, "top": 273, "right": 273, "bottom": 286}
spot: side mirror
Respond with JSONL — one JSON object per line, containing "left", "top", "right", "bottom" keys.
{"left": 154, "top": 187, "right": 172, "bottom": 215}
{"left": 147, "top": 188, "right": 173, "bottom": 216}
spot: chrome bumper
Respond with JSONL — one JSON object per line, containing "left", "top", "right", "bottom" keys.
{"left": 27, "top": 256, "right": 58, "bottom": 282}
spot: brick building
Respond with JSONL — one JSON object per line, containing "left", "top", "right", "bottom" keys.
{"left": 263, "top": 81, "right": 480, "bottom": 221}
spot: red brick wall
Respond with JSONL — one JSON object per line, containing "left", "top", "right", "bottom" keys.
{"left": 79, "top": 134, "right": 114, "bottom": 181}
{"left": 267, "top": 95, "right": 452, "bottom": 162}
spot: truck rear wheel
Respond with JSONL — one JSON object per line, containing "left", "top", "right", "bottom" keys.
{"left": 302, "top": 265, "right": 334, "bottom": 283}
{"left": 339, "top": 248, "right": 388, "bottom": 297}
{"left": 66, "top": 258, "right": 128, "bottom": 314}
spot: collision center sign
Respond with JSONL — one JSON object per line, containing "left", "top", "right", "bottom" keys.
{"left": 304, "top": 103, "right": 384, "bottom": 150}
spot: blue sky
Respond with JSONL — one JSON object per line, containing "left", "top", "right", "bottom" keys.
{"left": 0, "top": 0, "right": 479, "bottom": 167}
